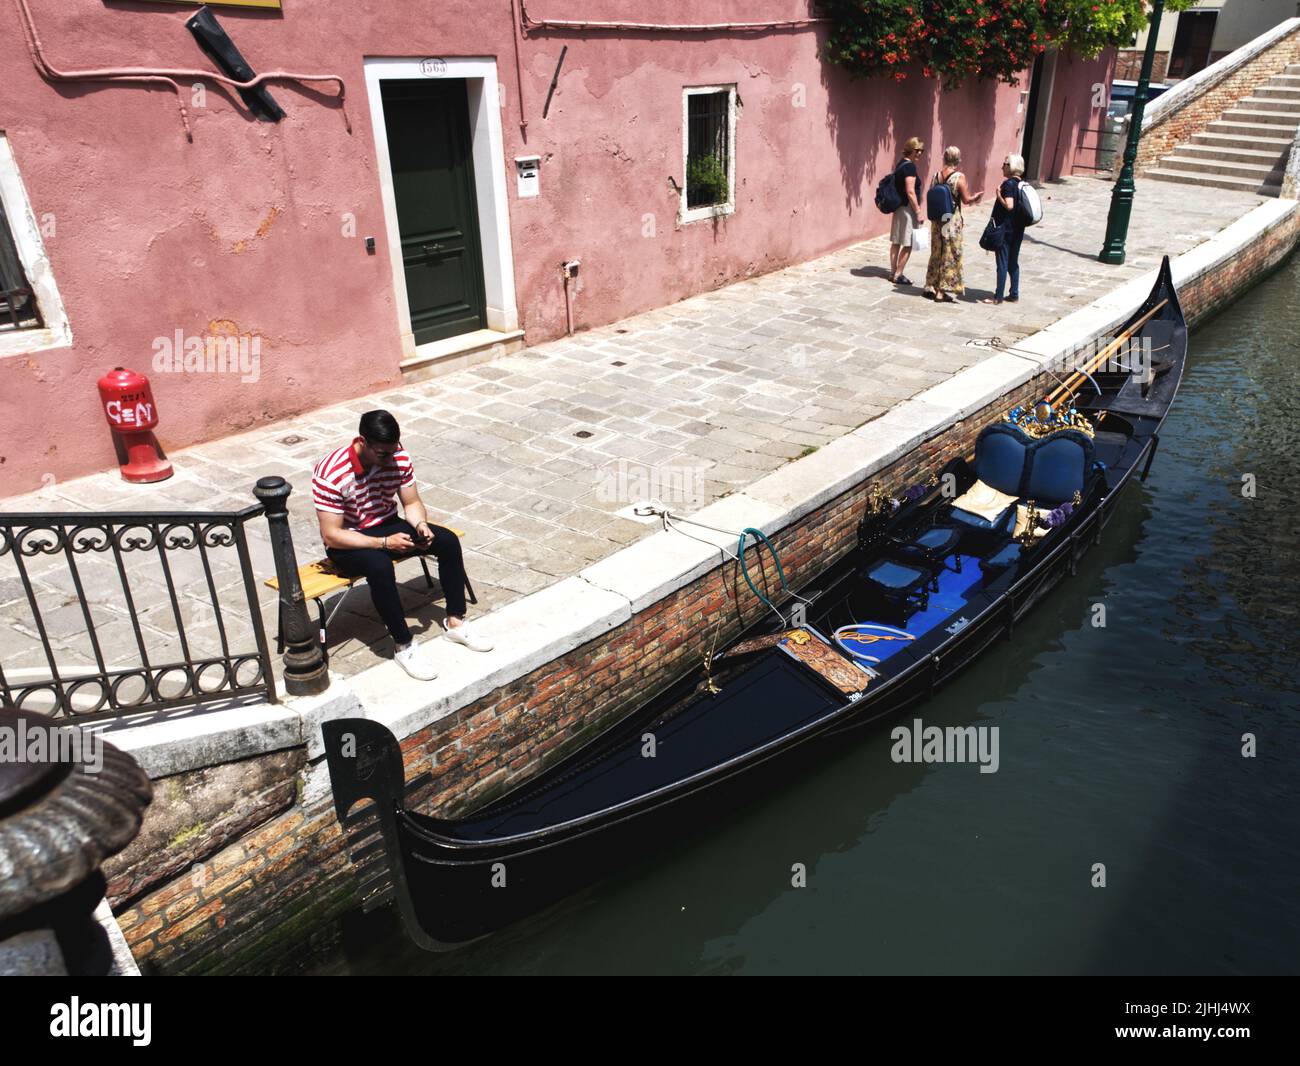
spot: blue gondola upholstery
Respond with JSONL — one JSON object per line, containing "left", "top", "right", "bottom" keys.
{"left": 1025, "top": 432, "right": 1095, "bottom": 505}
{"left": 862, "top": 556, "right": 934, "bottom": 623}
{"left": 974, "top": 424, "right": 1031, "bottom": 497}
{"left": 957, "top": 423, "right": 1096, "bottom": 519}
{"left": 912, "top": 527, "right": 961, "bottom": 552}
{"left": 980, "top": 541, "right": 1021, "bottom": 574}
{"left": 866, "top": 559, "right": 928, "bottom": 590}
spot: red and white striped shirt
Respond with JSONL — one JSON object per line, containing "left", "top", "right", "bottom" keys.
{"left": 312, "top": 438, "right": 415, "bottom": 532}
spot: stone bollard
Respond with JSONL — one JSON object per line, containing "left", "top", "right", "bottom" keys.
{"left": 254, "top": 476, "right": 329, "bottom": 696}
{"left": 0, "top": 708, "right": 152, "bottom": 975}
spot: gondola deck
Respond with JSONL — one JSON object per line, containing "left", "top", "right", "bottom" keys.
{"left": 324, "top": 256, "right": 1190, "bottom": 951}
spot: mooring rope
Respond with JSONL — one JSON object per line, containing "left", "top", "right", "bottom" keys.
{"left": 635, "top": 504, "right": 812, "bottom": 624}
{"left": 833, "top": 623, "right": 915, "bottom": 664}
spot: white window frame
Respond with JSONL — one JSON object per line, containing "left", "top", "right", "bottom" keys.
{"left": 0, "top": 132, "right": 71, "bottom": 359}
{"left": 680, "top": 85, "right": 738, "bottom": 224}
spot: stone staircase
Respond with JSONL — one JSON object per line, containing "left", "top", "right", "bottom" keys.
{"left": 1146, "top": 63, "right": 1300, "bottom": 196}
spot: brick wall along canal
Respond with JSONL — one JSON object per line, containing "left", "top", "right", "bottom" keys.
{"left": 310, "top": 252, "right": 1300, "bottom": 976}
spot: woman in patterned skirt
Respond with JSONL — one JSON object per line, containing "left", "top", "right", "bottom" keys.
{"left": 925, "top": 146, "right": 983, "bottom": 303}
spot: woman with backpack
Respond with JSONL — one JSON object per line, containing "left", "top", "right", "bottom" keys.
{"left": 982, "top": 153, "right": 1029, "bottom": 305}
{"left": 887, "top": 137, "right": 925, "bottom": 287}
{"left": 924, "top": 146, "right": 982, "bottom": 304}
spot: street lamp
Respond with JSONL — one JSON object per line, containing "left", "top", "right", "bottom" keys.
{"left": 1099, "top": 0, "right": 1167, "bottom": 264}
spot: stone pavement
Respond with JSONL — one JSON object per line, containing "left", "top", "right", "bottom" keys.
{"left": 0, "top": 175, "right": 1270, "bottom": 687}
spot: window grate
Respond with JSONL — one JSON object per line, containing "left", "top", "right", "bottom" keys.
{"left": 686, "top": 90, "right": 731, "bottom": 209}
{"left": 0, "top": 196, "right": 41, "bottom": 332}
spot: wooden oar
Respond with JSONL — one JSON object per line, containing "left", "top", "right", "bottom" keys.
{"left": 1047, "top": 299, "right": 1168, "bottom": 407}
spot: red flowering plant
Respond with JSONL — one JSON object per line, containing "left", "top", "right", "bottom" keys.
{"left": 921, "top": 0, "right": 1050, "bottom": 87}
{"left": 822, "top": 0, "right": 1195, "bottom": 87}
{"left": 822, "top": 0, "right": 1050, "bottom": 88}
{"left": 821, "top": 0, "right": 919, "bottom": 78}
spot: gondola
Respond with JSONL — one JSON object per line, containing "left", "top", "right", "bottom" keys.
{"left": 323, "top": 256, "right": 1188, "bottom": 951}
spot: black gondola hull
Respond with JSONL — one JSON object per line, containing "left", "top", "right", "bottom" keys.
{"left": 324, "top": 256, "right": 1189, "bottom": 950}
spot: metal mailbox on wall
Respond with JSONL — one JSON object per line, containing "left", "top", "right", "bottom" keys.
{"left": 516, "top": 156, "right": 540, "bottom": 199}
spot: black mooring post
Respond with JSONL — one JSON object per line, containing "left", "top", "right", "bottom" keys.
{"left": 254, "top": 476, "right": 328, "bottom": 696}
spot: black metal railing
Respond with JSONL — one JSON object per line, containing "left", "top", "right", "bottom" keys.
{"left": 0, "top": 287, "right": 42, "bottom": 331}
{"left": 0, "top": 506, "right": 277, "bottom": 721}
{"left": 1074, "top": 119, "right": 1124, "bottom": 173}
{"left": 0, "top": 196, "right": 43, "bottom": 332}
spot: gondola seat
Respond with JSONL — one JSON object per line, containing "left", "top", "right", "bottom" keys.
{"left": 862, "top": 557, "right": 935, "bottom": 624}
{"left": 979, "top": 541, "right": 1021, "bottom": 575}
{"left": 892, "top": 524, "right": 963, "bottom": 573}
{"left": 949, "top": 423, "right": 1096, "bottom": 540}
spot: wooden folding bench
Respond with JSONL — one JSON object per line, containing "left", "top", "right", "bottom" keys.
{"left": 264, "top": 528, "right": 476, "bottom": 664}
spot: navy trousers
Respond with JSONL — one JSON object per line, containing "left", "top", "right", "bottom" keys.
{"left": 326, "top": 517, "right": 467, "bottom": 645}
{"left": 995, "top": 225, "right": 1025, "bottom": 300}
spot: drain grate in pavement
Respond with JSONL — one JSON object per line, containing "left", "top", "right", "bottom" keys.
{"left": 278, "top": 435, "right": 308, "bottom": 446}
{"left": 574, "top": 430, "right": 594, "bottom": 439}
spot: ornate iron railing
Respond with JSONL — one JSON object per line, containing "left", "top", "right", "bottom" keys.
{"left": 0, "top": 506, "right": 277, "bottom": 721}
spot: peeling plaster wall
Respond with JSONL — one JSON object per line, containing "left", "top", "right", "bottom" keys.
{"left": 0, "top": 1, "right": 1106, "bottom": 495}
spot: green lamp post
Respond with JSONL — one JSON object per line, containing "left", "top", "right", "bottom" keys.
{"left": 1099, "top": 0, "right": 1167, "bottom": 264}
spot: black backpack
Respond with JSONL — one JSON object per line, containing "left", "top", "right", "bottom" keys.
{"left": 927, "top": 174, "right": 955, "bottom": 223}
{"left": 875, "top": 165, "right": 904, "bottom": 214}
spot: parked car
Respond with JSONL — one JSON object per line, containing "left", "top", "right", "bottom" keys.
{"left": 1108, "top": 80, "right": 1173, "bottom": 119}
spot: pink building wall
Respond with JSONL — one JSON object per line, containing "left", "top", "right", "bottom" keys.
{"left": 1040, "top": 49, "right": 1120, "bottom": 179}
{"left": 0, "top": 0, "right": 1109, "bottom": 497}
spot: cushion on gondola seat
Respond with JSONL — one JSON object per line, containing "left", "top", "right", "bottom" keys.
{"left": 950, "top": 480, "right": 1019, "bottom": 533}
{"left": 912, "top": 526, "right": 962, "bottom": 552}
{"left": 865, "top": 559, "right": 929, "bottom": 590}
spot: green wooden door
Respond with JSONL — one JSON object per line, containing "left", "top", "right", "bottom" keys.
{"left": 381, "top": 79, "right": 487, "bottom": 346}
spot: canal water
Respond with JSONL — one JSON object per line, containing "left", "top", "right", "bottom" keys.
{"left": 312, "top": 252, "right": 1300, "bottom": 976}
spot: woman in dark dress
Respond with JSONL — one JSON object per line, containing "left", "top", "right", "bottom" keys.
{"left": 982, "top": 153, "right": 1027, "bottom": 305}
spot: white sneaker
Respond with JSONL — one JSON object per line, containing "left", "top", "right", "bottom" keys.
{"left": 394, "top": 641, "right": 439, "bottom": 680}
{"left": 443, "top": 620, "right": 493, "bottom": 652}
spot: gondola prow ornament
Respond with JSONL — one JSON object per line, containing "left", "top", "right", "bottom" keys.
{"left": 97, "top": 367, "right": 173, "bottom": 483}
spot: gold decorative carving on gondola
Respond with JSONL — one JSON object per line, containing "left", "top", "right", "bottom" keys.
{"left": 1003, "top": 400, "right": 1096, "bottom": 439}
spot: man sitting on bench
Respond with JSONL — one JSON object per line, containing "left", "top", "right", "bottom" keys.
{"left": 312, "top": 409, "right": 491, "bottom": 681}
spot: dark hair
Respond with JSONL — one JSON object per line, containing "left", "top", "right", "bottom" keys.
{"left": 358, "top": 410, "right": 401, "bottom": 445}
